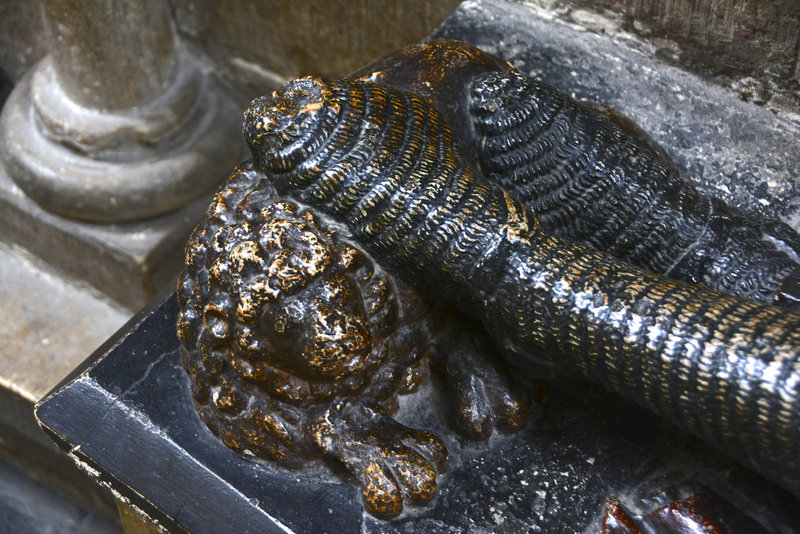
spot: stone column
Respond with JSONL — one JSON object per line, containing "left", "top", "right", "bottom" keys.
{"left": 0, "top": 0, "right": 243, "bottom": 222}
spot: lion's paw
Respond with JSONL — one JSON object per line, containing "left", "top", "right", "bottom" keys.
{"left": 312, "top": 400, "right": 447, "bottom": 518}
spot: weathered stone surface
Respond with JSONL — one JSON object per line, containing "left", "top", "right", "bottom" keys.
{"left": 0, "top": 456, "right": 121, "bottom": 534}
{"left": 0, "top": 239, "right": 129, "bottom": 521}
{"left": 43, "top": 0, "right": 178, "bottom": 112}
{"left": 170, "top": 0, "right": 462, "bottom": 101}
{"left": 0, "top": 1, "right": 45, "bottom": 82}
{"left": 519, "top": 0, "right": 800, "bottom": 114}
{"left": 0, "top": 49, "right": 245, "bottom": 223}
{"left": 435, "top": 0, "right": 800, "bottom": 228}
{"left": 3, "top": 0, "right": 797, "bottom": 114}
{"left": 0, "top": 163, "right": 214, "bottom": 311}
{"left": 0, "top": 0, "right": 248, "bottom": 224}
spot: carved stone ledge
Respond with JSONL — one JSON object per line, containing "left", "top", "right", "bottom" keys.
{"left": 0, "top": 0, "right": 246, "bottom": 223}
{"left": 0, "top": 239, "right": 129, "bottom": 524}
{"left": 34, "top": 291, "right": 800, "bottom": 532}
{"left": 0, "top": 161, "right": 215, "bottom": 310}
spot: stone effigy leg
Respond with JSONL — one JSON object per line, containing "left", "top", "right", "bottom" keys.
{"left": 351, "top": 40, "right": 800, "bottom": 307}
{"left": 243, "top": 76, "right": 800, "bottom": 501}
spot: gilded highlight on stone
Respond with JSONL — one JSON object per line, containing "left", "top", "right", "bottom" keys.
{"left": 177, "top": 161, "right": 531, "bottom": 518}
{"left": 352, "top": 40, "right": 800, "bottom": 307}
{"left": 177, "top": 164, "right": 445, "bottom": 518}
{"left": 244, "top": 75, "right": 800, "bottom": 503}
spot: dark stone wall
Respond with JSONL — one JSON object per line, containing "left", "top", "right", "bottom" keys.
{"left": 0, "top": 67, "right": 11, "bottom": 109}
{"left": 168, "top": 0, "right": 462, "bottom": 101}
{"left": 528, "top": 0, "right": 800, "bottom": 112}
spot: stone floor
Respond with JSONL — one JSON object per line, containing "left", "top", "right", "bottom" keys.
{"left": 0, "top": 235, "right": 131, "bottom": 532}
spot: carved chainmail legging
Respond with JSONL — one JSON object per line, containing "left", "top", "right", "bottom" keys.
{"left": 244, "top": 77, "right": 800, "bottom": 499}
{"left": 351, "top": 40, "right": 800, "bottom": 306}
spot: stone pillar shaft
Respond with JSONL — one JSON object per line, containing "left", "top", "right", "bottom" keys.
{"left": 44, "top": 0, "right": 177, "bottom": 111}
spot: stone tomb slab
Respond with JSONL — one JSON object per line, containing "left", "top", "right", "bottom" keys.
{"left": 33, "top": 289, "right": 800, "bottom": 532}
